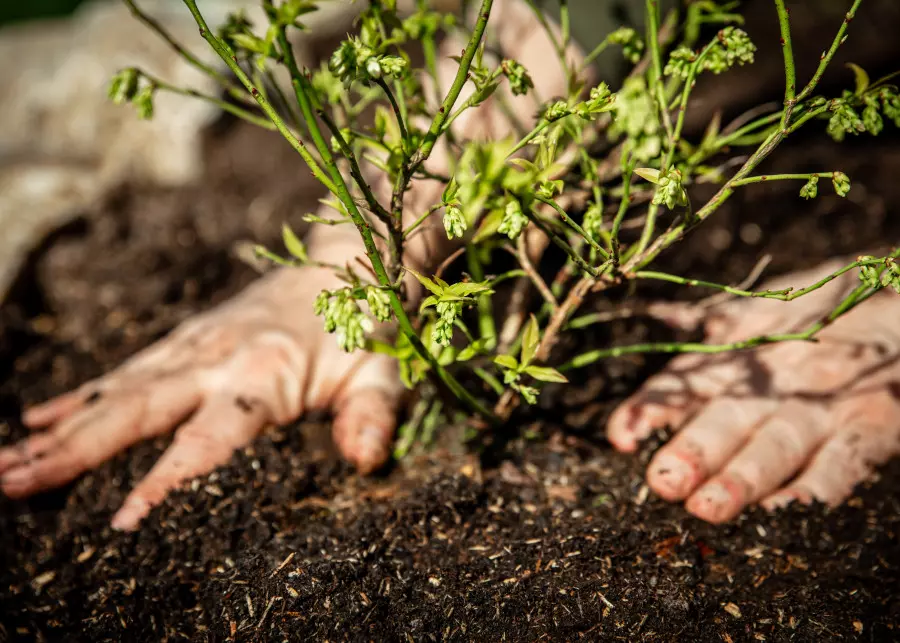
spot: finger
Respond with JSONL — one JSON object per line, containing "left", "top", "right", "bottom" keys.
{"left": 111, "top": 393, "right": 269, "bottom": 530}
{"left": 1, "top": 375, "right": 202, "bottom": 497}
{"left": 331, "top": 353, "right": 403, "bottom": 475}
{"left": 22, "top": 333, "right": 184, "bottom": 429}
{"left": 683, "top": 400, "right": 829, "bottom": 523}
{"left": 645, "top": 396, "right": 779, "bottom": 502}
{"left": 22, "top": 388, "right": 97, "bottom": 429}
{"left": 763, "top": 384, "right": 900, "bottom": 510}
{"left": 606, "top": 349, "right": 754, "bottom": 452}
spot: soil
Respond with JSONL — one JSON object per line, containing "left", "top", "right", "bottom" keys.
{"left": 3, "top": 15, "right": 900, "bottom": 643}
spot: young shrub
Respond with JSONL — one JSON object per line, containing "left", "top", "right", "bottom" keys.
{"left": 112, "top": 0, "right": 899, "bottom": 436}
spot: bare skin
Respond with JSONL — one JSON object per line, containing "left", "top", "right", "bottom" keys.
{"left": 2, "top": 0, "right": 899, "bottom": 529}
{"left": 609, "top": 260, "right": 900, "bottom": 523}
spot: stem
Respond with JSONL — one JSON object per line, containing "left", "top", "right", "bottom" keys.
{"left": 730, "top": 172, "right": 833, "bottom": 188}
{"left": 403, "top": 203, "right": 444, "bottom": 240}
{"left": 793, "top": 0, "right": 863, "bottom": 103}
{"left": 466, "top": 245, "right": 498, "bottom": 349}
{"left": 579, "top": 39, "right": 610, "bottom": 73}
{"left": 610, "top": 156, "right": 636, "bottom": 270}
{"left": 180, "top": 0, "right": 335, "bottom": 194}
{"left": 140, "top": 71, "right": 275, "bottom": 130}
{"left": 122, "top": 0, "right": 253, "bottom": 106}
{"left": 525, "top": 208, "right": 598, "bottom": 278}
{"left": 645, "top": 0, "right": 674, "bottom": 141}
{"left": 316, "top": 108, "right": 393, "bottom": 225}
{"left": 184, "top": 0, "right": 496, "bottom": 422}
{"left": 375, "top": 78, "right": 410, "bottom": 154}
{"left": 516, "top": 234, "right": 558, "bottom": 309}
{"left": 562, "top": 275, "right": 887, "bottom": 372}
{"left": 773, "top": 0, "right": 796, "bottom": 128}
{"left": 633, "top": 255, "right": 888, "bottom": 300}
{"left": 412, "top": 0, "right": 494, "bottom": 169}
{"left": 505, "top": 121, "right": 551, "bottom": 159}
{"left": 536, "top": 196, "right": 608, "bottom": 259}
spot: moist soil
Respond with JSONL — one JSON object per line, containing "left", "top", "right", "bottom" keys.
{"left": 3, "top": 46, "right": 900, "bottom": 643}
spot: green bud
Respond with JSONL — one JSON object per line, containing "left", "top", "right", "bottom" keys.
{"left": 501, "top": 59, "right": 533, "bottom": 97}
{"left": 366, "top": 287, "right": 392, "bottom": 323}
{"left": 832, "top": 171, "right": 851, "bottom": 197}
{"left": 498, "top": 197, "right": 528, "bottom": 240}
{"left": 442, "top": 203, "right": 467, "bottom": 240}
{"left": 108, "top": 68, "right": 139, "bottom": 105}
{"left": 544, "top": 100, "right": 571, "bottom": 122}
{"left": 651, "top": 168, "right": 687, "bottom": 210}
{"left": 799, "top": 175, "right": 819, "bottom": 200}
{"left": 133, "top": 84, "right": 155, "bottom": 120}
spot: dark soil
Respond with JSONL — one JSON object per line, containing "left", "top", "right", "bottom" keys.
{"left": 3, "top": 8, "right": 900, "bottom": 642}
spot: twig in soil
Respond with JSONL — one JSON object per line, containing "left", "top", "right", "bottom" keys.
{"left": 257, "top": 596, "right": 279, "bottom": 630}
{"left": 270, "top": 552, "right": 295, "bottom": 578}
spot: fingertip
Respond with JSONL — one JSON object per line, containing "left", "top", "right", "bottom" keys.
{"left": 111, "top": 496, "right": 152, "bottom": 531}
{"left": 685, "top": 476, "right": 746, "bottom": 524}
{"left": 0, "top": 446, "right": 25, "bottom": 475}
{"left": 332, "top": 390, "right": 397, "bottom": 475}
{"left": 1, "top": 465, "right": 35, "bottom": 498}
{"left": 646, "top": 449, "right": 701, "bottom": 502}
{"left": 22, "top": 392, "right": 84, "bottom": 428}
{"left": 606, "top": 403, "right": 659, "bottom": 453}
{"left": 761, "top": 488, "right": 810, "bottom": 513}
{"left": 347, "top": 425, "right": 392, "bottom": 475}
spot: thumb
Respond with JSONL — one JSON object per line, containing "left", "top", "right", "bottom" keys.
{"left": 331, "top": 353, "right": 405, "bottom": 474}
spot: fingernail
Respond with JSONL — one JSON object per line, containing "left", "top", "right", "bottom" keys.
{"left": 650, "top": 452, "right": 695, "bottom": 499}
{"left": 692, "top": 481, "right": 733, "bottom": 521}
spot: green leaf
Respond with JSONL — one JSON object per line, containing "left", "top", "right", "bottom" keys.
{"left": 633, "top": 167, "right": 661, "bottom": 184}
{"left": 446, "top": 282, "right": 494, "bottom": 298}
{"left": 493, "top": 354, "right": 519, "bottom": 370}
{"left": 520, "top": 315, "right": 540, "bottom": 367}
{"left": 405, "top": 267, "right": 444, "bottom": 296}
{"left": 419, "top": 295, "right": 439, "bottom": 311}
{"left": 846, "top": 62, "right": 870, "bottom": 96}
{"left": 524, "top": 365, "right": 568, "bottom": 383}
{"left": 457, "top": 339, "right": 486, "bottom": 362}
{"left": 281, "top": 223, "right": 307, "bottom": 262}
{"left": 442, "top": 175, "right": 459, "bottom": 204}
{"left": 472, "top": 207, "right": 504, "bottom": 243}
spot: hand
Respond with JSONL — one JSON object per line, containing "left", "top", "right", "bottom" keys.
{"left": 0, "top": 263, "right": 403, "bottom": 530}
{"left": 608, "top": 259, "right": 900, "bottom": 522}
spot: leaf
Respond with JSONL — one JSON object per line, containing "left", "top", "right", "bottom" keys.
{"left": 700, "top": 110, "right": 722, "bottom": 150}
{"left": 846, "top": 62, "right": 870, "bottom": 96}
{"left": 524, "top": 365, "right": 568, "bottom": 383}
{"left": 520, "top": 315, "right": 540, "bottom": 367}
{"left": 507, "top": 158, "right": 539, "bottom": 173}
{"left": 456, "top": 344, "right": 479, "bottom": 362}
{"left": 281, "top": 224, "right": 308, "bottom": 262}
{"left": 253, "top": 245, "right": 294, "bottom": 267}
{"left": 446, "top": 282, "right": 494, "bottom": 297}
{"left": 442, "top": 175, "right": 459, "bottom": 204}
{"left": 633, "top": 167, "right": 661, "bottom": 184}
{"left": 472, "top": 208, "right": 504, "bottom": 243}
{"left": 419, "top": 295, "right": 439, "bottom": 311}
{"left": 405, "top": 267, "right": 444, "bottom": 296}
{"left": 493, "top": 354, "right": 519, "bottom": 370}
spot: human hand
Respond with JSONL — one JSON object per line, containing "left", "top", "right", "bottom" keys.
{"left": 1, "top": 260, "right": 403, "bottom": 530}
{"left": 608, "top": 259, "right": 900, "bottom": 522}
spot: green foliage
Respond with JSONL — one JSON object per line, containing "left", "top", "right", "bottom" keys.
{"left": 114, "top": 0, "right": 898, "bottom": 447}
